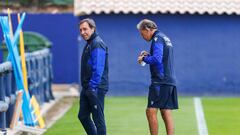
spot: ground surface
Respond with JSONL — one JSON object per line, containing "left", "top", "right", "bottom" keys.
{"left": 44, "top": 97, "right": 240, "bottom": 135}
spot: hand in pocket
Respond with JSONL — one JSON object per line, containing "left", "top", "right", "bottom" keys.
{"left": 86, "top": 88, "right": 98, "bottom": 98}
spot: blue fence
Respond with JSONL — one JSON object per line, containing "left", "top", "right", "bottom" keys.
{"left": 0, "top": 48, "right": 54, "bottom": 132}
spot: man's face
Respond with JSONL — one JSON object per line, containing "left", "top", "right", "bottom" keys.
{"left": 79, "top": 22, "right": 95, "bottom": 41}
{"left": 140, "top": 29, "right": 152, "bottom": 41}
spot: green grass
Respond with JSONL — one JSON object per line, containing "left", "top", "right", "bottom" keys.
{"left": 44, "top": 97, "right": 198, "bottom": 135}
{"left": 202, "top": 98, "right": 240, "bottom": 135}
{"left": 44, "top": 97, "right": 240, "bottom": 135}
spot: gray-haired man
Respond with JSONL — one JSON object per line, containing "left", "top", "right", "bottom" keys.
{"left": 137, "top": 19, "right": 178, "bottom": 135}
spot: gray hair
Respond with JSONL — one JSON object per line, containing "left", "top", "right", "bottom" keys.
{"left": 79, "top": 18, "right": 96, "bottom": 29}
{"left": 137, "top": 19, "right": 158, "bottom": 30}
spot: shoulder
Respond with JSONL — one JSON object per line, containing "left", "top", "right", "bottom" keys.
{"left": 152, "top": 34, "right": 164, "bottom": 48}
{"left": 92, "top": 36, "right": 107, "bottom": 50}
{"left": 153, "top": 35, "right": 164, "bottom": 44}
{"left": 155, "top": 32, "right": 173, "bottom": 47}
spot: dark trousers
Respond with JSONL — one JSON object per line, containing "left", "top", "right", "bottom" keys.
{"left": 78, "top": 89, "right": 106, "bottom": 135}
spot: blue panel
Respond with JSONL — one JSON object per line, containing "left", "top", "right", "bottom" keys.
{"left": 0, "top": 13, "right": 79, "bottom": 83}
{"left": 1, "top": 13, "right": 240, "bottom": 95}
{"left": 78, "top": 13, "right": 240, "bottom": 96}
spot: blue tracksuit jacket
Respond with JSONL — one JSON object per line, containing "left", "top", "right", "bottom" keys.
{"left": 143, "top": 30, "right": 176, "bottom": 86}
{"left": 81, "top": 32, "right": 108, "bottom": 92}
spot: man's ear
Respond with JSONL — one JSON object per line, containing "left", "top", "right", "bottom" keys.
{"left": 92, "top": 28, "right": 95, "bottom": 33}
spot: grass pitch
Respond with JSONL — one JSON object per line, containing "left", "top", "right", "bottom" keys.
{"left": 44, "top": 97, "right": 240, "bottom": 135}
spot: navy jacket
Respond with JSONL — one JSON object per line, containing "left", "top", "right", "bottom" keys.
{"left": 81, "top": 32, "right": 108, "bottom": 91}
{"left": 143, "top": 30, "right": 176, "bottom": 86}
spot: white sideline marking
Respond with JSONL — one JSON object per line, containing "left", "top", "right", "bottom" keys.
{"left": 194, "top": 97, "right": 209, "bottom": 135}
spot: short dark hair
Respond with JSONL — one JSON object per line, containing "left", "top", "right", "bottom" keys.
{"left": 137, "top": 19, "right": 158, "bottom": 30}
{"left": 79, "top": 18, "right": 96, "bottom": 29}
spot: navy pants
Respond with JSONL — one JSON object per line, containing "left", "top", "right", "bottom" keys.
{"left": 78, "top": 89, "right": 106, "bottom": 135}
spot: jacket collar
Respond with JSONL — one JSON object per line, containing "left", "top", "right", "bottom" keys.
{"left": 87, "top": 31, "right": 98, "bottom": 43}
{"left": 151, "top": 30, "right": 160, "bottom": 40}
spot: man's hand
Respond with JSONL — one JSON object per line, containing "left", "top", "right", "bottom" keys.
{"left": 138, "top": 50, "right": 149, "bottom": 64}
{"left": 138, "top": 55, "right": 144, "bottom": 64}
{"left": 140, "top": 51, "right": 149, "bottom": 56}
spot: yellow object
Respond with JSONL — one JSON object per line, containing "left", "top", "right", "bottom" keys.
{"left": 30, "top": 96, "right": 45, "bottom": 128}
{"left": 17, "top": 13, "right": 45, "bottom": 128}
{"left": 17, "top": 14, "right": 28, "bottom": 92}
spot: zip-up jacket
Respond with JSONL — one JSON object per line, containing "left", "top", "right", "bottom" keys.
{"left": 81, "top": 32, "right": 108, "bottom": 91}
{"left": 143, "top": 30, "right": 176, "bottom": 86}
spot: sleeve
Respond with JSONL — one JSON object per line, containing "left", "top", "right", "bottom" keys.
{"left": 143, "top": 39, "right": 163, "bottom": 65}
{"left": 88, "top": 44, "right": 106, "bottom": 90}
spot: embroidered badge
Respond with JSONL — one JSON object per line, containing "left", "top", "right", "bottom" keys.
{"left": 154, "top": 37, "right": 158, "bottom": 41}
{"left": 151, "top": 101, "right": 154, "bottom": 105}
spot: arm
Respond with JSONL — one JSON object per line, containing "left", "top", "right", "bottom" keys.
{"left": 88, "top": 47, "right": 106, "bottom": 90}
{"left": 143, "top": 41, "right": 163, "bottom": 65}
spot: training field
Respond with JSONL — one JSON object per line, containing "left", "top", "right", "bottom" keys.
{"left": 44, "top": 97, "right": 240, "bottom": 135}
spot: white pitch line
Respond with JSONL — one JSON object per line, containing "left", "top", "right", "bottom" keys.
{"left": 194, "top": 97, "right": 209, "bottom": 135}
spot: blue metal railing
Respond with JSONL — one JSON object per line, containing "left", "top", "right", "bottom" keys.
{"left": 0, "top": 61, "right": 14, "bottom": 132}
{"left": 0, "top": 48, "right": 54, "bottom": 132}
{"left": 26, "top": 49, "right": 54, "bottom": 104}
